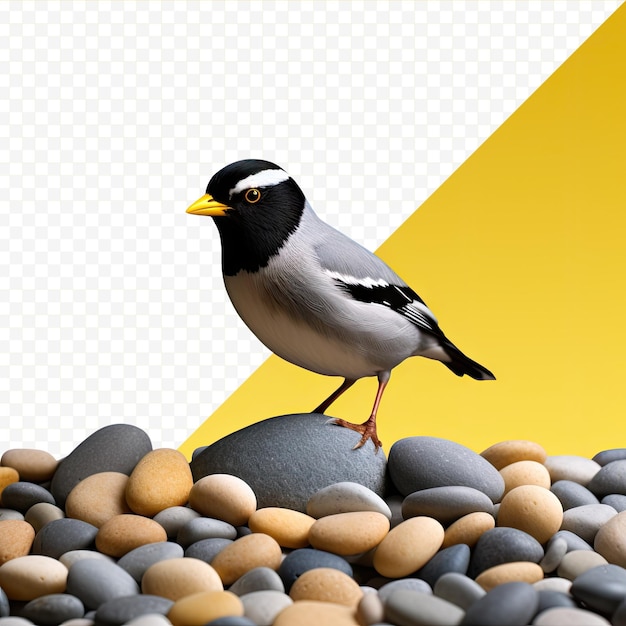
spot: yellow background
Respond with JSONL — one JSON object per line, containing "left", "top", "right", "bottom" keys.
{"left": 180, "top": 5, "right": 626, "bottom": 459}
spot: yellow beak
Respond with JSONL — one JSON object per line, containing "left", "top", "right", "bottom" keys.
{"left": 186, "top": 193, "right": 230, "bottom": 216}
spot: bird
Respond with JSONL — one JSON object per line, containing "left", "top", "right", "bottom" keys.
{"left": 187, "top": 159, "right": 495, "bottom": 451}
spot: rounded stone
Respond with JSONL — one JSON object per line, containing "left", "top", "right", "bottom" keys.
{"left": 356, "top": 591, "right": 384, "bottom": 625}
{"left": 117, "top": 541, "right": 185, "bottom": 582}
{"left": 544, "top": 455, "right": 600, "bottom": 486}
{"left": 65, "top": 471, "right": 131, "bottom": 527}
{"left": 0, "top": 585, "right": 9, "bottom": 617}
{"left": 0, "top": 481, "right": 55, "bottom": 511}
{"left": 176, "top": 516, "right": 237, "bottom": 548}
{"left": 499, "top": 460, "right": 551, "bottom": 495}
{"left": 185, "top": 538, "right": 232, "bottom": 564}
{"left": 433, "top": 573, "right": 486, "bottom": 611}
{"left": 474, "top": 562, "right": 544, "bottom": 591}
{"left": 385, "top": 589, "right": 465, "bottom": 626}
{"left": 594, "top": 510, "right": 626, "bottom": 567}
{"left": 480, "top": 440, "right": 547, "bottom": 470}
{"left": 94, "top": 594, "right": 174, "bottom": 626}
{"left": 229, "top": 567, "right": 285, "bottom": 596}
{"left": 461, "top": 581, "right": 538, "bottom": 625}
{"left": 550, "top": 480, "right": 599, "bottom": 510}
{"left": 50, "top": 424, "right": 153, "bottom": 507}
{"left": 21, "top": 593, "right": 85, "bottom": 625}
{"left": 248, "top": 507, "right": 315, "bottom": 549}
{"left": 1, "top": 449, "right": 58, "bottom": 483}
{"left": 0, "top": 555, "right": 68, "bottom": 600}
{"left": 272, "top": 600, "right": 358, "bottom": 626}
{"left": 289, "top": 567, "right": 363, "bottom": 607}
{"left": 602, "top": 494, "right": 626, "bottom": 512}
{"left": 308, "top": 511, "right": 389, "bottom": 556}
{"left": 557, "top": 549, "right": 608, "bottom": 580}
{"left": 59, "top": 549, "right": 114, "bottom": 569}
{"left": 141, "top": 557, "right": 223, "bottom": 601}
{"left": 125, "top": 448, "right": 193, "bottom": 517}
{"left": 373, "top": 516, "right": 444, "bottom": 579}
{"left": 96, "top": 514, "right": 168, "bottom": 557}
{"left": 533, "top": 577, "right": 572, "bottom": 594}
{"left": 535, "top": 589, "right": 577, "bottom": 613}
{"left": 402, "top": 486, "right": 494, "bottom": 525}
{"left": 125, "top": 616, "right": 174, "bottom": 626}
{"left": 560, "top": 503, "right": 617, "bottom": 543}
{"left": 190, "top": 414, "right": 387, "bottom": 512}
{"left": 388, "top": 437, "right": 504, "bottom": 502}
{"left": 593, "top": 448, "right": 626, "bottom": 466}
{"left": 211, "top": 533, "right": 283, "bottom": 586}
{"left": 496, "top": 485, "right": 563, "bottom": 544}
{"left": 0, "top": 507, "right": 23, "bottom": 522}
{"left": 587, "top": 460, "right": 626, "bottom": 498}
{"left": 0, "top": 519, "right": 35, "bottom": 565}
{"left": 570, "top": 563, "right": 626, "bottom": 613}
{"left": 540, "top": 536, "right": 568, "bottom": 573}
{"left": 549, "top": 529, "right": 593, "bottom": 552}
{"left": 168, "top": 590, "right": 244, "bottom": 626}
{"left": 306, "top": 482, "right": 391, "bottom": 519}
{"left": 278, "top": 548, "right": 353, "bottom": 593}
{"left": 240, "top": 589, "right": 292, "bottom": 624}
{"left": 533, "top": 607, "right": 611, "bottom": 626}
{"left": 203, "top": 619, "right": 256, "bottom": 626}
{"left": 32, "top": 518, "right": 98, "bottom": 559}
{"left": 24, "top": 502, "right": 65, "bottom": 533}
{"left": 443, "top": 512, "right": 495, "bottom": 549}
{"left": 377, "top": 578, "right": 432, "bottom": 603}
{"left": 153, "top": 506, "right": 201, "bottom": 540}
{"left": 0, "top": 467, "right": 20, "bottom": 497}
{"left": 189, "top": 474, "right": 257, "bottom": 526}
{"left": 416, "top": 543, "right": 471, "bottom": 588}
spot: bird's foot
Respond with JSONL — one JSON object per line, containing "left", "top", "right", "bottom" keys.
{"left": 328, "top": 416, "right": 382, "bottom": 452}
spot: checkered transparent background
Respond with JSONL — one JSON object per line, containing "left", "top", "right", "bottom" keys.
{"left": 0, "top": 1, "right": 620, "bottom": 457}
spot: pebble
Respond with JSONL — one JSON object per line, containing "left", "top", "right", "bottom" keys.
{"left": 308, "top": 511, "right": 389, "bottom": 556}
{"left": 557, "top": 549, "right": 608, "bottom": 580}
{"left": 307, "top": 481, "right": 392, "bottom": 519}
{"left": 96, "top": 514, "right": 168, "bottom": 557}
{"left": 228, "top": 567, "right": 285, "bottom": 596}
{"left": 189, "top": 474, "right": 257, "bottom": 527}
{"left": 20, "top": 593, "right": 85, "bottom": 625}
{"left": 560, "top": 503, "right": 617, "bottom": 543}
{"left": 1, "top": 448, "right": 58, "bottom": 482}
{"left": 550, "top": 480, "right": 599, "bottom": 510}
{"left": 594, "top": 509, "right": 626, "bottom": 567}
{"left": 203, "top": 619, "right": 256, "bottom": 626}
{"left": 549, "top": 529, "right": 593, "bottom": 552}
{"left": 377, "top": 578, "right": 432, "bottom": 603}
{"left": 460, "top": 581, "right": 538, "bottom": 626}
{"left": 94, "top": 594, "right": 174, "bottom": 626}
{"left": 539, "top": 536, "right": 567, "bottom": 573}
{"left": 602, "top": 494, "right": 626, "bottom": 512}
{"left": 434, "top": 573, "right": 486, "bottom": 611}
{"left": 443, "top": 512, "right": 495, "bottom": 549}
{"left": 533, "top": 607, "right": 612, "bottom": 626}
{"left": 496, "top": 485, "right": 563, "bottom": 543}
{"left": 388, "top": 437, "right": 504, "bottom": 502}
{"left": 385, "top": 589, "right": 465, "bottom": 626}
{"left": 474, "top": 562, "right": 544, "bottom": 591}
{"left": 0, "top": 481, "right": 56, "bottom": 511}
{"left": 176, "top": 516, "right": 237, "bottom": 547}
{"left": 0, "top": 508, "right": 23, "bottom": 522}
{"left": 167, "top": 590, "right": 244, "bottom": 626}
{"left": 289, "top": 567, "right": 363, "bottom": 607}
{"left": 533, "top": 576, "right": 572, "bottom": 594}
{"left": 0, "top": 555, "right": 68, "bottom": 601}
{"left": 24, "top": 502, "right": 65, "bottom": 532}
{"left": 272, "top": 600, "right": 359, "bottom": 626}
{"left": 153, "top": 506, "right": 201, "bottom": 540}
{"left": 373, "top": 516, "right": 444, "bottom": 579}
{"left": 571, "top": 563, "right": 626, "bottom": 613}
{"left": 593, "top": 448, "right": 626, "bottom": 466}
{"left": 59, "top": 548, "right": 115, "bottom": 569}
{"left": 0, "top": 588, "right": 8, "bottom": 617}
{"left": 402, "top": 487, "right": 494, "bottom": 526}
{"left": 278, "top": 548, "right": 353, "bottom": 592}
{"left": 185, "top": 537, "right": 233, "bottom": 563}
{"left": 0, "top": 519, "right": 35, "bottom": 565}
{"left": 499, "top": 460, "right": 551, "bottom": 495}
{"left": 117, "top": 541, "right": 185, "bottom": 582}
{"left": 126, "top": 449, "right": 193, "bottom": 517}
{"left": 240, "top": 589, "right": 293, "bottom": 624}
{"left": 535, "top": 589, "right": 577, "bottom": 612}
{"left": 417, "top": 544, "right": 470, "bottom": 588}
{"left": 480, "top": 440, "right": 547, "bottom": 470}
{"left": 190, "top": 414, "right": 387, "bottom": 512}
{"left": 587, "top": 459, "right": 626, "bottom": 497}
{"left": 65, "top": 472, "right": 131, "bottom": 527}
{"left": 0, "top": 467, "right": 19, "bottom": 497}
{"left": 141, "top": 557, "right": 223, "bottom": 601}
{"left": 248, "top": 507, "right": 315, "bottom": 549}
{"left": 32, "top": 518, "right": 99, "bottom": 559}
{"left": 544, "top": 455, "right": 600, "bottom": 486}
{"left": 356, "top": 591, "right": 385, "bottom": 625}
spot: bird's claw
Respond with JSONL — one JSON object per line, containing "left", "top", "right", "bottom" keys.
{"left": 328, "top": 417, "right": 382, "bottom": 453}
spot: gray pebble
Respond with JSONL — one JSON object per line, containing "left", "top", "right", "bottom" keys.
{"left": 385, "top": 590, "right": 465, "bottom": 626}
{"left": 94, "top": 595, "right": 173, "bottom": 626}
{"left": 0, "top": 508, "right": 24, "bottom": 521}
{"left": 0, "top": 482, "right": 55, "bottom": 511}
{"left": 533, "top": 607, "right": 611, "bottom": 625}
{"left": 377, "top": 578, "right": 432, "bottom": 604}
{"left": 570, "top": 563, "right": 626, "bottom": 613}
{"left": 434, "top": 573, "right": 486, "bottom": 611}
{"left": 460, "top": 582, "right": 538, "bottom": 626}
{"left": 59, "top": 549, "right": 115, "bottom": 569}
{"left": 540, "top": 536, "right": 567, "bottom": 573}
{"left": 20, "top": 594, "right": 85, "bottom": 625}
{"left": 24, "top": 502, "right": 65, "bottom": 533}
{"left": 388, "top": 437, "right": 504, "bottom": 502}
{"left": 544, "top": 455, "right": 600, "bottom": 486}
{"left": 601, "top": 494, "right": 626, "bottom": 512}
{"left": 0, "top": 588, "right": 8, "bottom": 618}
{"left": 548, "top": 529, "right": 593, "bottom": 552}
{"left": 593, "top": 448, "right": 626, "bottom": 466}
{"left": 535, "top": 590, "right": 577, "bottom": 614}
{"left": 176, "top": 517, "right": 237, "bottom": 547}
{"left": 560, "top": 503, "right": 617, "bottom": 543}
{"left": 117, "top": 541, "right": 184, "bottom": 582}
{"left": 66, "top": 558, "right": 140, "bottom": 610}
{"left": 32, "top": 518, "right": 98, "bottom": 559}
{"left": 417, "top": 544, "right": 471, "bottom": 588}
{"left": 240, "top": 590, "right": 292, "bottom": 626}
{"left": 0, "top": 619, "right": 35, "bottom": 625}
{"left": 278, "top": 548, "right": 353, "bottom": 592}
{"left": 190, "top": 413, "right": 387, "bottom": 511}
{"left": 385, "top": 494, "right": 404, "bottom": 529}
{"left": 402, "top": 487, "right": 494, "bottom": 525}
{"left": 587, "top": 460, "right": 626, "bottom": 497}
{"left": 184, "top": 538, "right": 232, "bottom": 563}
{"left": 306, "top": 481, "right": 391, "bottom": 519}
{"left": 152, "top": 506, "right": 200, "bottom": 540}
{"left": 203, "top": 619, "right": 256, "bottom": 626}
{"left": 550, "top": 480, "right": 598, "bottom": 510}
{"left": 557, "top": 549, "right": 608, "bottom": 580}
{"left": 229, "top": 566, "right": 285, "bottom": 596}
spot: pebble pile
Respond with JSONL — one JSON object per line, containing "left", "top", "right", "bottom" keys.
{"left": 0, "top": 416, "right": 626, "bottom": 625}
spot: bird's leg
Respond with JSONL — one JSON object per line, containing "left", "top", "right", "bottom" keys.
{"left": 313, "top": 378, "right": 356, "bottom": 414}
{"left": 329, "top": 371, "right": 390, "bottom": 452}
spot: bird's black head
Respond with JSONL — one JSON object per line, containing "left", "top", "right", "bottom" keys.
{"left": 187, "top": 159, "right": 306, "bottom": 275}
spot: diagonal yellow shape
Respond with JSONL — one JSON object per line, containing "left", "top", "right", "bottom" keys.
{"left": 180, "top": 5, "right": 626, "bottom": 459}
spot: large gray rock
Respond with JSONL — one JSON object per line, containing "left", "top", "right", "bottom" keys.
{"left": 190, "top": 413, "right": 388, "bottom": 512}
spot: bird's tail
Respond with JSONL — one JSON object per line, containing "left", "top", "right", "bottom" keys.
{"left": 442, "top": 341, "right": 495, "bottom": 380}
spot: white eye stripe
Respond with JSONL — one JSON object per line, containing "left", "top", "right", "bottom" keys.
{"left": 229, "top": 169, "right": 291, "bottom": 198}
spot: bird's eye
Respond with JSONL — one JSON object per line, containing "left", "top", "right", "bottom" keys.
{"left": 245, "top": 188, "right": 261, "bottom": 204}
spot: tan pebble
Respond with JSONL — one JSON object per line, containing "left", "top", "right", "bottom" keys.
{"left": 189, "top": 474, "right": 256, "bottom": 526}
{"left": 308, "top": 512, "right": 390, "bottom": 556}
{"left": 481, "top": 440, "right": 547, "bottom": 470}
{"left": 142, "top": 557, "right": 223, "bottom": 600}
{"left": 274, "top": 600, "right": 359, "bottom": 626}
{"left": 373, "top": 516, "right": 444, "bottom": 578}
{"left": 24, "top": 502, "right": 65, "bottom": 533}
{"left": 126, "top": 448, "right": 193, "bottom": 517}
{"left": 290, "top": 567, "right": 363, "bottom": 607}
{"left": 475, "top": 561, "right": 544, "bottom": 591}
{"left": 500, "top": 460, "right": 551, "bottom": 495}
{"left": 497, "top": 485, "right": 563, "bottom": 543}
{"left": 1, "top": 448, "right": 58, "bottom": 482}
{"left": 168, "top": 590, "right": 243, "bottom": 626}
{"left": 0, "top": 520, "right": 35, "bottom": 565}
{"left": 594, "top": 510, "right": 626, "bottom": 567}
{"left": 0, "top": 554, "right": 68, "bottom": 600}
{"left": 443, "top": 511, "right": 495, "bottom": 548}
{"left": 96, "top": 513, "right": 167, "bottom": 557}
{"left": 557, "top": 549, "right": 608, "bottom": 580}
{"left": 356, "top": 589, "right": 385, "bottom": 625}
{"left": 248, "top": 507, "right": 315, "bottom": 549}
{"left": 211, "top": 532, "right": 282, "bottom": 586}
{"left": 65, "top": 472, "right": 131, "bottom": 527}
{"left": 0, "top": 466, "right": 19, "bottom": 496}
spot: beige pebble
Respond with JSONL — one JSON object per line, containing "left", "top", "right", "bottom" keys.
{"left": 0, "top": 466, "right": 19, "bottom": 496}
{"left": 497, "top": 485, "right": 563, "bottom": 543}
{"left": 290, "top": 567, "right": 363, "bottom": 607}
{"left": 544, "top": 455, "right": 600, "bottom": 486}
{"left": 480, "top": 440, "right": 547, "bottom": 470}
{"left": 189, "top": 474, "right": 256, "bottom": 526}
{"left": 443, "top": 511, "right": 495, "bottom": 549}
{"left": 533, "top": 607, "right": 611, "bottom": 626}
{"left": 126, "top": 448, "right": 193, "bottom": 517}
{"left": 168, "top": 590, "right": 244, "bottom": 626}
{"left": 211, "top": 532, "right": 282, "bottom": 585}
{"left": 142, "top": 557, "right": 223, "bottom": 601}
{"left": 95, "top": 513, "right": 167, "bottom": 557}
{"left": 499, "top": 460, "right": 551, "bottom": 495}
{"left": 273, "top": 600, "right": 360, "bottom": 626}
{"left": 1, "top": 448, "right": 58, "bottom": 482}
{"left": 594, "top": 510, "right": 626, "bottom": 567}
{"left": 0, "top": 554, "right": 68, "bottom": 600}
{"left": 24, "top": 502, "right": 65, "bottom": 533}
{"left": 373, "top": 516, "right": 444, "bottom": 578}
{"left": 0, "top": 520, "right": 35, "bottom": 565}
{"left": 356, "top": 590, "right": 385, "bottom": 625}
{"left": 308, "top": 512, "right": 390, "bottom": 556}
{"left": 533, "top": 577, "right": 572, "bottom": 594}
{"left": 248, "top": 507, "right": 315, "bottom": 549}
{"left": 475, "top": 561, "right": 544, "bottom": 591}
{"left": 65, "top": 472, "right": 131, "bottom": 527}
{"left": 557, "top": 549, "right": 608, "bottom": 580}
